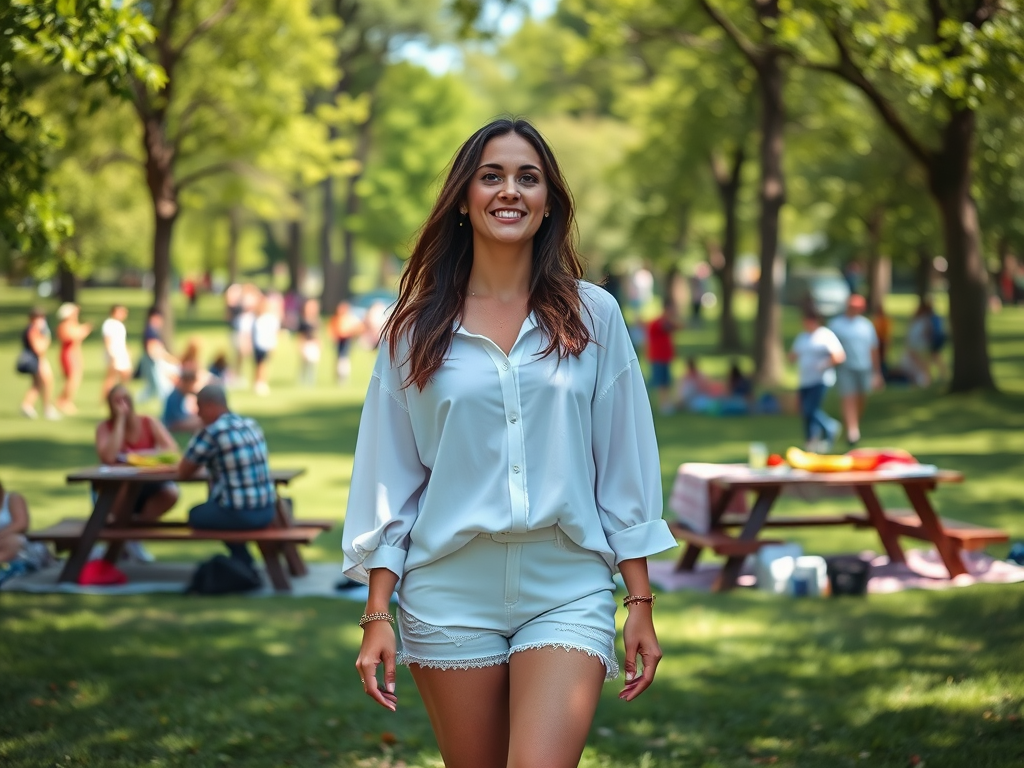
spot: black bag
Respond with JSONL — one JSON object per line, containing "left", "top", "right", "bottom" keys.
{"left": 826, "top": 556, "right": 871, "bottom": 596}
{"left": 15, "top": 350, "right": 38, "bottom": 376}
{"left": 185, "top": 554, "right": 262, "bottom": 595}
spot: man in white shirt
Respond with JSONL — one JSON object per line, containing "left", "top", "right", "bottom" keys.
{"left": 828, "top": 295, "right": 882, "bottom": 446}
{"left": 789, "top": 308, "right": 846, "bottom": 452}
{"left": 101, "top": 305, "right": 132, "bottom": 399}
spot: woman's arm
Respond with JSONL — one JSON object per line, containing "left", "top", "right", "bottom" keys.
{"left": 355, "top": 567, "right": 400, "bottom": 711}
{"left": 6, "top": 492, "right": 30, "bottom": 534}
{"left": 617, "top": 557, "right": 662, "bottom": 702}
{"left": 28, "top": 325, "right": 48, "bottom": 355}
{"left": 95, "top": 421, "right": 125, "bottom": 465}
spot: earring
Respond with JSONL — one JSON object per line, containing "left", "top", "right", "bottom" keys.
{"left": 544, "top": 211, "right": 550, "bottom": 218}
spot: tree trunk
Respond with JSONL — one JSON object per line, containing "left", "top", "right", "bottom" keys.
{"left": 319, "top": 173, "right": 341, "bottom": 311}
{"left": 915, "top": 246, "right": 932, "bottom": 300}
{"left": 752, "top": 49, "right": 786, "bottom": 386}
{"left": 57, "top": 261, "right": 77, "bottom": 302}
{"left": 143, "top": 114, "right": 177, "bottom": 342}
{"left": 227, "top": 206, "right": 241, "bottom": 286}
{"left": 710, "top": 146, "right": 745, "bottom": 352}
{"left": 287, "top": 190, "right": 305, "bottom": 294}
{"left": 152, "top": 210, "right": 176, "bottom": 340}
{"left": 338, "top": 116, "right": 373, "bottom": 302}
{"left": 865, "top": 205, "right": 884, "bottom": 313}
{"left": 926, "top": 109, "right": 994, "bottom": 391}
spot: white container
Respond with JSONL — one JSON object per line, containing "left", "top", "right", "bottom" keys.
{"left": 755, "top": 543, "right": 804, "bottom": 593}
{"left": 789, "top": 555, "right": 830, "bottom": 597}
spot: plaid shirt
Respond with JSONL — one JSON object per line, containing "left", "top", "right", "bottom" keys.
{"left": 184, "top": 412, "right": 275, "bottom": 510}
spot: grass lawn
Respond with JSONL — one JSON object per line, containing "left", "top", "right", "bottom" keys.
{"left": 1, "top": 284, "right": 1023, "bottom": 767}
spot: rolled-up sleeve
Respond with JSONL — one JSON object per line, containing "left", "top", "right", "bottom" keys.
{"left": 590, "top": 302, "right": 677, "bottom": 564}
{"left": 342, "top": 345, "right": 428, "bottom": 584}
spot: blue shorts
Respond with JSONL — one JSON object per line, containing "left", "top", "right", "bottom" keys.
{"left": 836, "top": 366, "right": 873, "bottom": 397}
{"left": 253, "top": 346, "right": 269, "bottom": 365}
{"left": 396, "top": 527, "right": 620, "bottom": 681}
{"left": 649, "top": 362, "right": 672, "bottom": 388}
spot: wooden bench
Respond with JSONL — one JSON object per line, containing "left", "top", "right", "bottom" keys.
{"left": 719, "top": 513, "right": 871, "bottom": 528}
{"left": 28, "top": 519, "right": 324, "bottom": 592}
{"left": 668, "top": 521, "right": 783, "bottom": 558}
{"left": 848, "top": 511, "right": 1010, "bottom": 551}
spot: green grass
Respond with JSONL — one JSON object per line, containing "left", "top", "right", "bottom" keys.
{"left": 1, "top": 285, "right": 1023, "bottom": 767}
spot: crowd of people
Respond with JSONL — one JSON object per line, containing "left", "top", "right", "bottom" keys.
{"left": 640, "top": 290, "right": 948, "bottom": 452}
{"left": 14, "top": 283, "right": 389, "bottom": 429}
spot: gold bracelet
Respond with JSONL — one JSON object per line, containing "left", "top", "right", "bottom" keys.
{"left": 623, "top": 594, "right": 656, "bottom": 608}
{"left": 358, "top": 611, "right": 395, "bottom": 627}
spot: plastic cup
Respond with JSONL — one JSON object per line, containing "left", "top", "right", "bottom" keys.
{"left": 748, "top": 442, "right": 768, "bottom": 469}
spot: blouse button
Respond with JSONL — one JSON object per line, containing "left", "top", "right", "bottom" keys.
{"left": 502, "top": 362, "right": 509, "bottom": 370}
{"left": 512, "top": 464, "right": 521, "bottom": 473}
{"left": 509, "top": 414, "right": 518, "bottom": 424}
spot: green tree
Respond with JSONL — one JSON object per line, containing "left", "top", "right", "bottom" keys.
{"left": 0, "top": 0, "right": 161, "bottom": 277}
{"left": 785, "top": 0, "right": 1024, "bottom": 391}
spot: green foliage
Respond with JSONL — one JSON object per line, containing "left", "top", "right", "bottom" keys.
{"left": 0, "top": 0, "right": 162, "bottom": 276}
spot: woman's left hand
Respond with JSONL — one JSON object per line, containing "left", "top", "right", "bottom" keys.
{"left": 619, "top": 605, "right": 661, "bottom": 701}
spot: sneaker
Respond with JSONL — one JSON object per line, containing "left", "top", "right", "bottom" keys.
{"left": 20, "top": 403, "right": 37, "bottom": 419}
{"left": 122, "top": 541, "right": 156, "bottom": 563}
{"left": 44, "top": 406, "right": 62, "bottom": 421}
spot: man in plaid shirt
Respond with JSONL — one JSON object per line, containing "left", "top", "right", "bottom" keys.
{"left": 178, "top": 384, "right": 276, "bottom": 565}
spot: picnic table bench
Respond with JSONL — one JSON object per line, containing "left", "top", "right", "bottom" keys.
{"left": 26, "top": 466, "right": 333, "bottom": 592}
{"left": 670, "top": 465, "right": 1009, "bottom": 592}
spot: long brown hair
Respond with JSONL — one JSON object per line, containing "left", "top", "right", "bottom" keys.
{"left": 384, "top": 117, "right": 592, "bottom": 389}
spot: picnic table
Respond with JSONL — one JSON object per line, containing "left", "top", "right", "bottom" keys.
{"left": 27, "top": 465, "right": 330, "bottom": 592}
{"left": 670, "top": 464, "right": 1009, "bottom": 592}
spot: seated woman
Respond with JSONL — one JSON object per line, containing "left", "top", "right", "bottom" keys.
{"left": 0, "top": 478, "right": 30, "bottom": 564}
{"left": 95, "top": 384, "right": 180, "bottom": 522}
{"left": 162, "top": 369, "right": 203, "bottom": 434}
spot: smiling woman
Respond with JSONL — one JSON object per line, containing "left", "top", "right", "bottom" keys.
{"left": 342, "top": 117, "right": 677, "bottom": 768}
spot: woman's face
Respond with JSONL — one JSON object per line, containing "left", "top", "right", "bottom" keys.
{"left": 464, "top": 133, "right": 550, "bottom": 247}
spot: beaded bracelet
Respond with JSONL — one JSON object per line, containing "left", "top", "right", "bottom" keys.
{"left": 623, "top": 594, "right": 656, "bottom": 608}
{"left": 358, "top": 611, "right": 395, "bottom": 627}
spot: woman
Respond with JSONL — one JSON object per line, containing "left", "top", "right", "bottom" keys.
{"left": 0, "top": 478, "right": 30, "bottom": 564}
{"left": 905, "top": 300, "right": 933, "bottom": 386}
{"left": 18, "top": 308, "right": 60, "bottom": 420}
{"left": 342, "top": 118, "right": 676, "bottom": 768}
{"left": 101, "top": 304, "right": 132, "bottom": 400}
{"left": 95, "top": 384, "right": 180, "bottom": 522}
{"left": 55, "top": 302, "right": 92, "bottom": 414}
{"left": 138, "top": 307, "right": 179, "bottom": 403}
{"left": 788, "top": 307, "right": 846, "bottom": 452}
{"left": 329, "top": 301, "right": 364, "bottom": 384}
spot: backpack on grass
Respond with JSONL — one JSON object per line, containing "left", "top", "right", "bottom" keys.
{"left": 185, "top": 555, "right": 262, "bottom": 595}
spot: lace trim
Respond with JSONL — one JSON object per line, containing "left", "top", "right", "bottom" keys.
{"left": 508, "top": 642, "right": 620, "bottom": 682}
{"left": 397, "top": 651, "right": 509, "bottom": 671}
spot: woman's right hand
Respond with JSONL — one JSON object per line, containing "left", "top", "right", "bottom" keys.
{"left": 355, "top": 621, "right": 399, "bottom": 711}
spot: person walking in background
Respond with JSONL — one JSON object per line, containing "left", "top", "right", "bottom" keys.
{"left": 646, "top": 300, "right": 680, "bottom": 415}
{"left": 234, "top": 285, "right": 260, "bottom": 385}
{"left": 828, "top": 295, "right": 882, "bottom": 447}
{"left": 252, "top": 293, "right": 280, "bottom": 396}
{"left": 18, "top": 308, "right": 60, "bottom": 420}
{"left": 343, "top": 118, "right": 674, "bottom": 768}
{"left": 101, "top": 304, "right": 132, "bottom": 400}
{"left": 789, "top": 307, "right": 846, "bottom": 452}
{"left": 177, "top": 384, "right": 277, "bottom": 569}
{"left": 905, "top": 300, "right": 933, "bottom": 386}
{"left": 224, "top": 283, "right": 244, "bottom": 377}
{"left": 138, "top": 307, "right": 178, "bottom": 403}
{"left": 54, "top": 302, "right": 92, "bottom": 415}
{"left": 329, "top": 301, "right": 364, "bottom": 384}
{"left": 297, "top": 297, "right": 322, "bottom": 387}
{"left": 361, "top": 300, "right": 386, "bottom": 351}
{"left": 924, "top": 299, "right": 950, "bottom": 384}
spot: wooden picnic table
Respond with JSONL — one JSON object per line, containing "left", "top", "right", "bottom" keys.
{"left": 41, "top": 466, "right": 316, "bottom": 590}
{"left": 672, "top": 467, "right": 1008, "bottom": 592}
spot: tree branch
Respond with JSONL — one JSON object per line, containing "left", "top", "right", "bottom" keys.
{"left": 823, "top": 25, "right": 933, "bottom": 167}
{"left": 698, "top": 0, "right": 760, "bottom": 68}
{"left": 173, "top": 0, "right": 240, "bottom": 60}
{"left": 176, "top": 160, "right": 242, "bottom": 190}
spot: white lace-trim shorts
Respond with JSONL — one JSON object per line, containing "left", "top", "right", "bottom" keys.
{"left": 396, "top": 526, "right": 620, "bottom": 681}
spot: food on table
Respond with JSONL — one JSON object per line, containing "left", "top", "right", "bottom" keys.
{"left": 125, "top": 450, "right": 180, "bottom": 467}
{"left": 785, "top": 446, "right": 854, "bottom": 473}
{"left": 766, "top": 453, "right": 785, "bottom": 467}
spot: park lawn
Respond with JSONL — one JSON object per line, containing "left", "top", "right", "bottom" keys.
{"left": 1, "top": 284, "right": 1023, "bottom": 767}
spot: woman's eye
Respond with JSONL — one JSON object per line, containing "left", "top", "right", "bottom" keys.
{"left": 482, "top": 173, "right": 501, "bottom": 182}
{"left": 519, "top": 174, "right": 538, "bottom": 184}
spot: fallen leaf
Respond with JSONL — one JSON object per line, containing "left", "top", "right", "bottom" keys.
{"left": 380, "top": 731, "right": 398, "bottom": 745}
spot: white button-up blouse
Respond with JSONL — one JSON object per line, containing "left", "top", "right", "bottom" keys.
{"left": 341, "top": 281, "right": 677, "bottom": 584}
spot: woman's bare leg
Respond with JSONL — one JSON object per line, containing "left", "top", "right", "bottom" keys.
{"left": 507, "top": 648, "right": 605, "bottom": 768}
{"left": 138, "top": 487, "right": 179, "bottom": 522}
{"left": 409, "top": 663, "right": 510, "bottom": 768}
